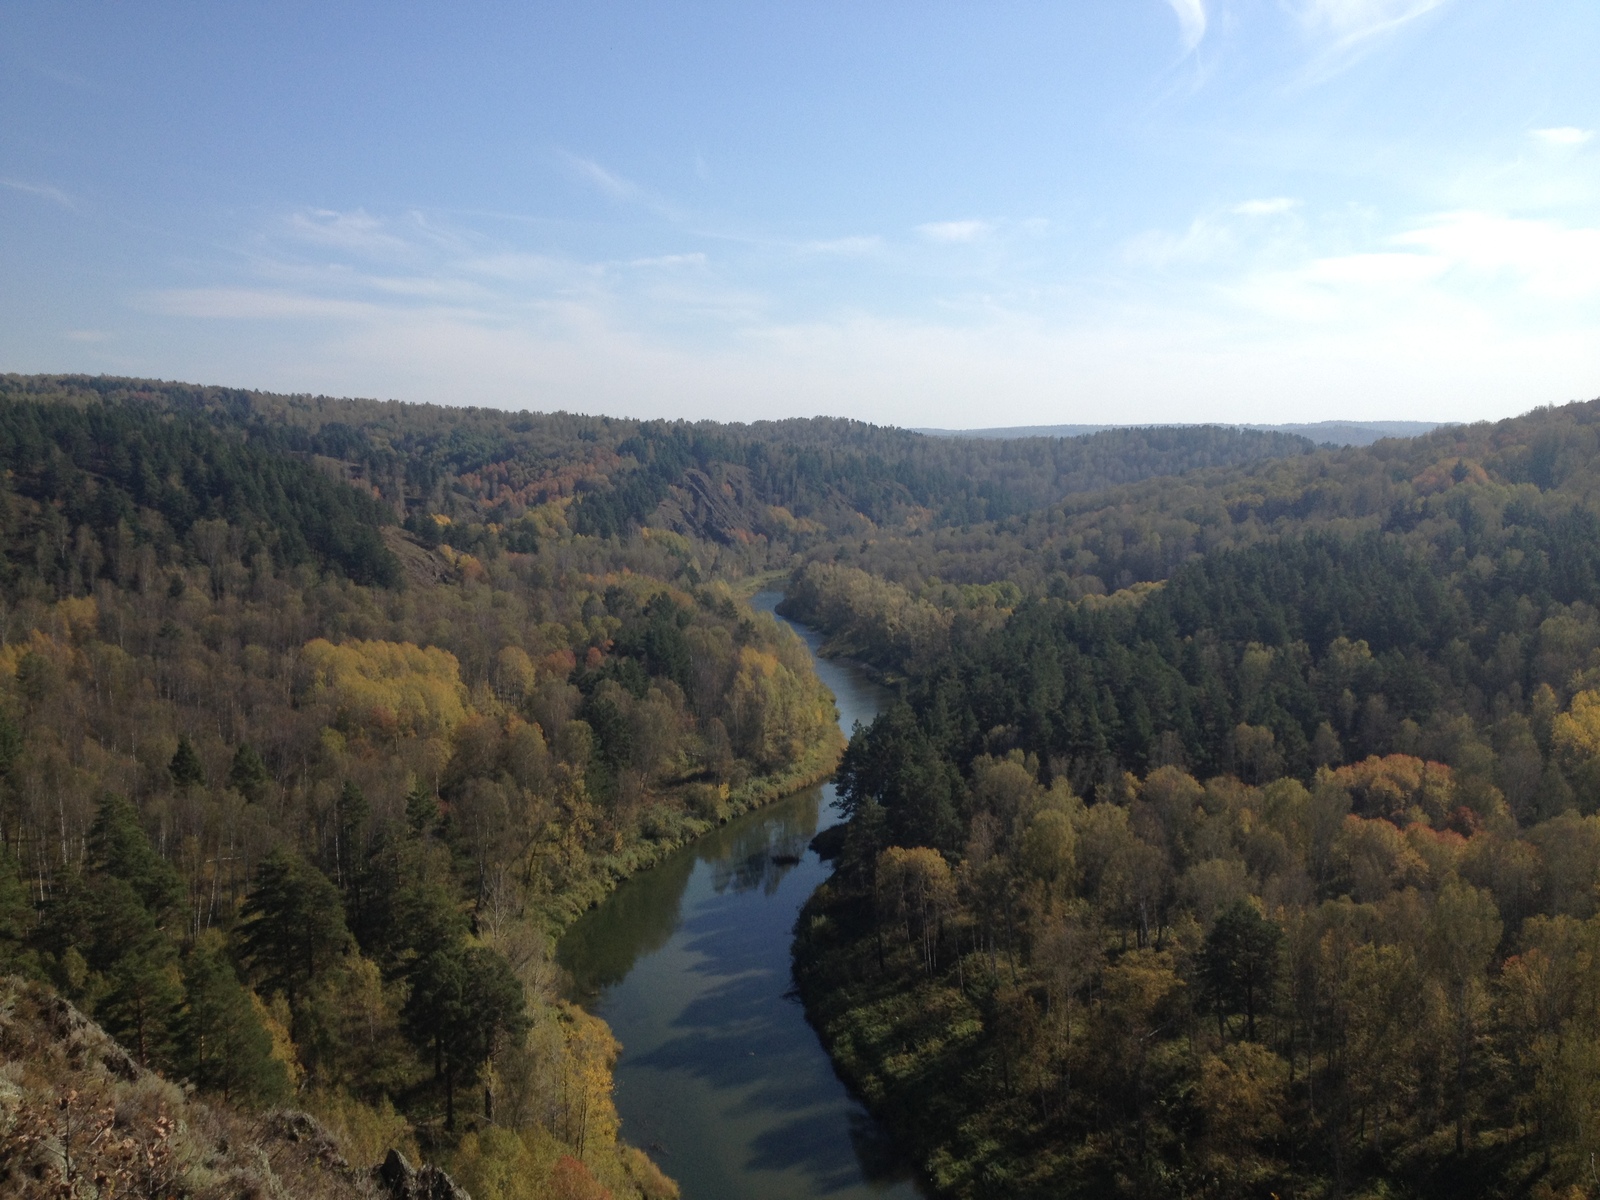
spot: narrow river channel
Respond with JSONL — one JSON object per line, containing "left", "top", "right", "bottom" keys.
{"left": 556, "top": 593, "right": 929, "bottom": 1200}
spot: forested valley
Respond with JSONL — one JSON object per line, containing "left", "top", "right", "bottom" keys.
{"left": 0, "top": 376, "right": 855, "bottom": 1200}
{"left": 791, "top": 397, "right": 1600, "bottom": 1198}
{"left": 8, "top": 372, "right": 1600, "bottom": 1200}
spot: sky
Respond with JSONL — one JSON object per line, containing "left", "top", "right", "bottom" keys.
{"left": 1, "top": 1, "right": 1597, "bottom": 427}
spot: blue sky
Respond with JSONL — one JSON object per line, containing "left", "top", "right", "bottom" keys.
{"left": 2, "top": 1, "right": 1596, "bottom": 426}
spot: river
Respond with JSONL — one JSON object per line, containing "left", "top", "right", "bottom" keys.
{"left": 556, "top": 592, "right": 928, "bottom": 1200}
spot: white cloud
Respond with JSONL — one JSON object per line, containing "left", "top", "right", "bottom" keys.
{"left": 286, "top": 209, "right": 417, "bottom": 257}
{"left": 1226, "top": 211, "right": 1600, "bottom": 330}
{"left": 108, "top": 199, "right": 1600, "bottom": 430}
{"left": 142, "top": 288, "right": 381, "bottom": 321}
{"left": 1, "top": 178, "right": 74, "bottom": 208}
{"left": 1234, "top": 197, "right": 1299, "bottom": 217}
{"left": 1532, "top": 127, "right": 1593, "bottom": 147}
{"left": 803, "top": 235, "right": 883, "bottom": 256}
{"left": 627, "top": 253, "right": 708, "bottom": 269}
{"left": 917, "top": 220, "right": 991, "bottom": 243}
{"left": 1125, "top": 216, "right": 1235, "bottom": 268}
{"left": 564, "top": 154, "right": 641, "bottom": 201}
{"left": 1294, "top": 0, "right": 1452, "bottom": 46}
{"left": 1396, "top": 212, "right": 1600, "bottom": 299}
{"left": 1301, "top": 251, "right": 1445, "bottom": 286}
{"left": 1165, "top": 0, "right": 1207, "bottom": 51}
{"left": 160, "top": 287, "right": 1593, "bottom": 429}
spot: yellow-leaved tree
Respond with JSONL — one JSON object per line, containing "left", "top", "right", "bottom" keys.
{"left": 725, "top": 646, "right": 832, "bottom": 771}
{"left": 1552, "top": 689, "right": 1600, "bottom": 800}
{"left": 301, "top": 638, "right": 469, "bottom": 741}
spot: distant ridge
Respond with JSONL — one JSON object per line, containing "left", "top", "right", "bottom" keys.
{"left": 914, "top": 420, "right": 1442, "bottom": 447}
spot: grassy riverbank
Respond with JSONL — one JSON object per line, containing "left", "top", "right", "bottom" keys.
{"left": 537, "top": 730, "right": 847, "bottom": 931}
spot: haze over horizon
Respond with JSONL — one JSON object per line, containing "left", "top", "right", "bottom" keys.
{"left": 2, "top": 1, "right": 1596, "bottom": 427}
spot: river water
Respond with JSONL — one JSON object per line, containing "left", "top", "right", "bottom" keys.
{"left": 556, "top": 593, "right": 928, "bottom": 1200}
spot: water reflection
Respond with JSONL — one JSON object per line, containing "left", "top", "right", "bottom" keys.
{"left": 706, "top": 789, "right": 819, "bottom": 896}
{"left": 555, "top": 595, "right": 922, "bottom": 1200}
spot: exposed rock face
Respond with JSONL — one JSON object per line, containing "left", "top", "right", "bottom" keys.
{"left": 375, "top": 1148, "right": 473, "bottom": 1200}
{"left": 657, "top": 465, "right": 760, "bottom": 545}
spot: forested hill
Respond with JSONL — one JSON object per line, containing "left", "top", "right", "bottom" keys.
{"left": 0, "top": 374, "right": 1316, "bottom": 553}
{"left": 918, "top": 419, "right": 1441, "bottom": 446}
{"left": 793, "top": 393, "right": 1600, "bottom": 1199}
{"left": 0, "top": 394, "right": 401, "bottom": 589}
{"left": 0, "top": 372, "right": 873, "bottom": 1200}
{"left": 783, "top": 397, "right": 1600, "bottom": 673}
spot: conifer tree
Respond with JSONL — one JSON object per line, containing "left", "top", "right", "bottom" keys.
{"left": 1201, "top": 900, "right": 1282, "bottom": 1042}
{"left": 226, "top": 743, "right": 270, "bottom": 803}
{"left": 238, "top": 848, "right": 350, "bottom": 1014}
{"left": 334, "top": 780, "right": 369, "bottom": 888}
{"left": 180, "top": 935, "right": 287, "bottom": 1106}
{"left": 88, "top": 794, "right": 184, "bottom": 922}
{"left": 403, "top": 942, "right": 528, "bottom": 1129}
{"left": 169, "top": 735, "right": 205, "bottom": 790}
{"left": 88, "top": 875, "right": 183, "bottom": 1069}
{"left": 405, "top": 779, "right": 439, "bottom": 839}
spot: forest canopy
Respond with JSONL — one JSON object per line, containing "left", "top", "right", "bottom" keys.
{"left": 793, "top": 393, "right": 1600, "bottom": 1200}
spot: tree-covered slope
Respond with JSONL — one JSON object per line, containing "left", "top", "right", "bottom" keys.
{"left": 0, "top": 374, "right": 1318, "bottom": 559}
{"left": 0, "top": 374, "right": 864, "bottom": 1200}
{"left": 794, "top": 395, "right": 1600, "bottom": 1199}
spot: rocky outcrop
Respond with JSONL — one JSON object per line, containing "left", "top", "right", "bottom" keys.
{"left": 656, "top": 465, "right": 760, "bottom": 545}
{"left": 0, "top": 975, "right": 396, "bottom": 1200}
{"left": 375, "top": 1148, "right": 473, "bottom": 1200}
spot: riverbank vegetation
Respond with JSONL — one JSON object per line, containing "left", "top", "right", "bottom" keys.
{"left": 0, "top": 376, "right": 850, "bottom": 1199}
{"left": 794, "top": 397, "right": 1600, "bottom": 1198}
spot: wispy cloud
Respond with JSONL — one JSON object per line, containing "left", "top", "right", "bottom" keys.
{"left": 627, "top": 253, "right": 707, "bottom": 269}
{"left": 143, "top": 288, "right": 381, "bottom": 321}
{"left": 1532, "top": 127, "right": 1593, "bottom": 147}
{"left": 563, "top": 154, "right": 642, "bottom": 202}
{"left": 1125, "top": 216, "right": 1236, "bottom": 268}
{"left": 917, "top": 220, "right": 991, "bottom": 244}
{"left": 1, "top": 178, "right": 75, "bottom": 209}
{"left": 1284, "top": 0, "right": 1455, "bottom": 85}
{"left": 1396, "top": 212, "right": 1600, "bottom": 299}
{"left": 286, "top": 208, "right": 418, "bottom": 257}
{"left": 1229, "top": 210, "right": 1600, "bottom": 330}
{"left": 1165, "top": 0, "right": 1207, "bottom": 52}
{"left": 1234, "top": 197, "right": 1299, "bottom": 216}
{"left": 1294, "top": 0, "right": 1453, "bottom": 47}
{"left": 803, "top": 236, "right": 883, "bottom": 256}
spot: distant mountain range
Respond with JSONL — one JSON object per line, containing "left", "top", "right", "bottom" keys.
{"left": 915, "top": 420, "right": 1443, "bottom": 446}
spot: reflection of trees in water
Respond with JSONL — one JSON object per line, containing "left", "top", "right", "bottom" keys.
{"left": 558, "top": 848, "right": 697, "bottom": 993}
{"left": 707, "top": 790, "right": 821, "bottom": 896}
{"left": 559, "top": 788, "right": 824, "bottom": 993}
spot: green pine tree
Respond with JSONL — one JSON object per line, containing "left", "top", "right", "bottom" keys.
{"left": 169, "top": 735, "right": 205, "bottom": 790}
{"left": 88, "top": 794, "right": 184, "bottom": 922}
{"left": 335, "top": 780, "right": 370, "bottom": 884}
{"left": 180, "top": 934, "right": 287, "bottom": 1106}
{"left": 226, "top": 743, "right": 271, "bottom": 802}
{"left": 402, "top": 942, "right": 528, "bottom": 1129}
{"left": 238, "top": 848, "right": 351, "bottom": 1014}
{"left": 87, "top": 876, "right": 183, "bottom": 1069}
{"left": 404, "top": 778, "right": 439, "bottom": 838}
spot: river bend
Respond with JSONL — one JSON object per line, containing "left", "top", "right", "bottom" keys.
{"left": 556, "top": 593, "right": 927, "bottom": 1200}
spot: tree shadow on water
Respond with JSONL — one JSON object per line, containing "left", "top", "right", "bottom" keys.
{"left": 747, "top": 1108, "right": 923, "bottom": 1194}
{"left": 624, "top": 936, "right": 928, "bottom": 1195}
